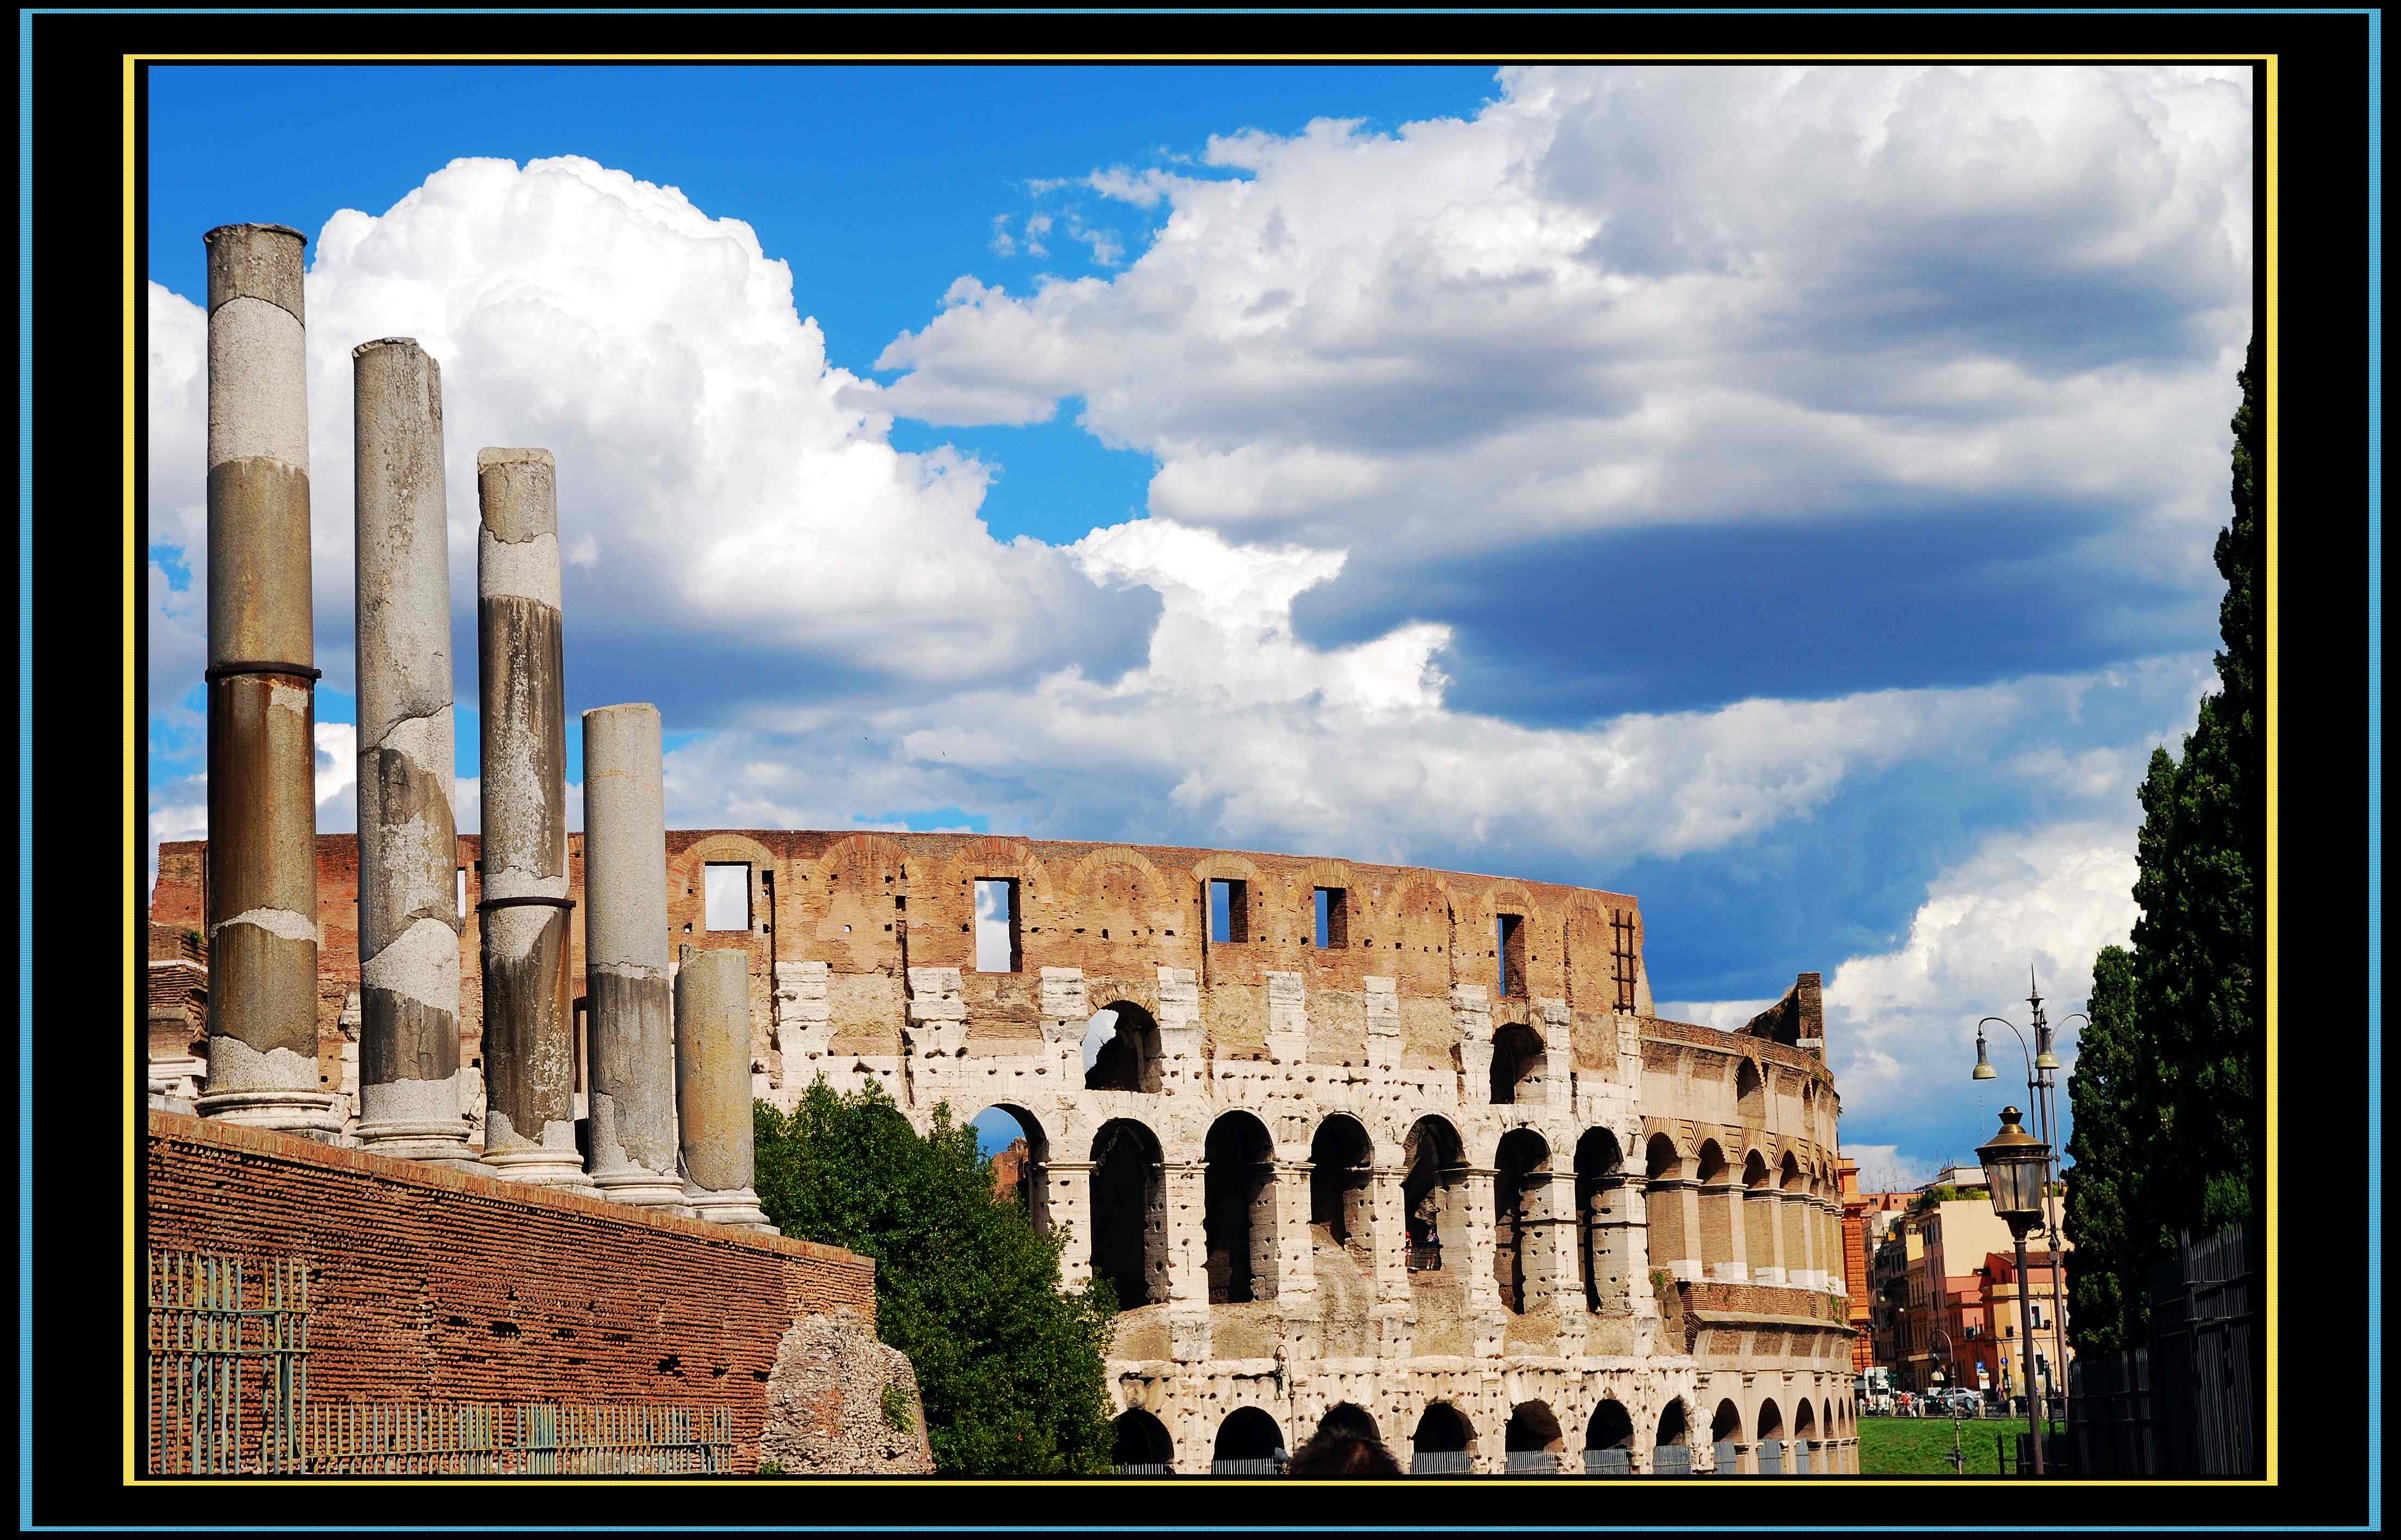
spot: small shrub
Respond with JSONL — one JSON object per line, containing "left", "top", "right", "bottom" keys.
{"left": 883, "top": 1381, "right": 915, "bottom": 1433}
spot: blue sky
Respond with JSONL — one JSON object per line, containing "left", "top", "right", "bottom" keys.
{"left": 143, "top": 64, "right": 2255, "bottom": 1182}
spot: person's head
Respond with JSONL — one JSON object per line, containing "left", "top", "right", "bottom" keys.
{"left": 1284, "top": 1429, "right": 1403, "bottom": 1476}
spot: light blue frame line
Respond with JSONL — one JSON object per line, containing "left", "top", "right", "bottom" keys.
{"left": 2364, "top": 8, "right": 2385, "bottom": 1538}
{"left": 42, "top": 14, "right": 2368, "bottom": 1535}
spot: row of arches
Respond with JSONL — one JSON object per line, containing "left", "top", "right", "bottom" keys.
{"left": 1110, "top": 1392, "right": 1854, "bottom": 1475}
{"left": 1642, "top": 1132, "right": 1845, "bottom": 1289}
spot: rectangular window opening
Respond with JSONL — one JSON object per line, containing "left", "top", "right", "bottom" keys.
{"left": 974, "top": 878, "right": 1022, "bottom": 973}
{"left": 704, "top": 862, "right": 753, "bottom": 932}
{"left": 1208, "top": 879, "right": 1250, "bottom": 943}
{"left": 456, "top": 867, "right": 467, "bottom": 921}
{"left": 1314, "top": 887, "right": 1348, "bottom": 949}
{"left": 1497, "top": 913, "right": 1526, "bottom": 996}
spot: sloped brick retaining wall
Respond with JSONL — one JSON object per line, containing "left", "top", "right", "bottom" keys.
{"left": 143, "top": 1111, "right": 927, "bottom": 1472}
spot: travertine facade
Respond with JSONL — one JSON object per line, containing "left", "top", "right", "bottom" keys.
{"left": 153, "top": 828, "right": 1859, "bottom": 1474}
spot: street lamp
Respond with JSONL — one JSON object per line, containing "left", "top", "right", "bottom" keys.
{"left": 1973, "top": 967, "right": 2075, "bottom": 1443}
{"left": 1978, "top": 1107, "right": 2051, "bottom": 1476}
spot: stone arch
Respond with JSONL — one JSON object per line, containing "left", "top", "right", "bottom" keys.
{"left": 1061, "top": 846, "right": 1185, "bottom": 960}
{"left": 1090, "top": 1117, "right": 1167, "bottom": 1309}
{"left": 1779, "top": 1150, "right": 1810, "bottom": 1285}
{"left": 1504, "top": 1400, "right": 1566, "bottom": 1473}
{"left": 1188, "top": 852, "right": 1272, "bottom": 947}
{"left": 931, "top": 838, "right": 1047, "bottom": 973}
{"left": 1211, "top": 1406, "right": 1286, "bottom": 1474}
{"left": 1112, "top": 1407, "right": 1174, "bottom": 1474}
{"left": 1408, "top": 1401, "right": 1476, "bottom": 1476}
{"left": 1489, "top": 1019, "right": 1546, "bottom": 1104}
{"left": 1573, "top": 1126, "right": 1633, "bottom": 1314}
{"left": 1203, "top": 1110, "right": 1279, "bottom": 1304}
{"left": 1653, "top": 1397, "right": 1695, "bottom": 1475}
{"left": 1308, "top": 1114, "right": 1374, "bottom": 1267}
{"left": 1695, "top": 1138, "right": 1738, "bottom": 1280}
{"left": 1755, "top": 1397, "right": 1786, "bottom": 1474}
{"left": 1390, "top": 877, "right": 1455, "bottom": 992}
{"left": 1821, "top": 1397, "right": 1836, "bottom": 1475}
{"left": 1735, "top": 1057, "right": 1765, "bottom": 1123}
{"left": 970, "top": 1101, "right": 1049, "bottom": 1228}
{"left": 1792, "top": 1398, "right": 1818, "bottom": 1474}
{"left": 1644, "top": 1132, "right": 1689, "bottom": 1278}
{"left": 1492, "top": 1128, "right": 1556, "bottom": 1316}
{"left": 1710, "top": 1398, "right": 1745, "bottom": 1474}
{"left": 1403, "top": 1116, "right": 1470, "bottom": 1274}
{"left": 1742, "top": 1147, "right": 1776, "bottom": 1280}
{"left": 1085, "top": 1000, "right": 1164, "bottom": 1093}
{"left": 1583, "top": 1397, "right": 1636, "bottom": 1475}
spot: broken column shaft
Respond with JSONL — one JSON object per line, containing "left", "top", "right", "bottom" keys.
{"left": 581, "top": 703, "right": 685, "bottom": 1209}
{"left": 474, "top": 447, "right": 595, "bottom": 1193}
{"left": 195, "top": 222, "right": 342, "bottom": 1140}
{"left": 675, "top": 948, "right": 774, "bottom": 1230}
{"left": 349, "top": 339, "right": 474, "bottom": 1168}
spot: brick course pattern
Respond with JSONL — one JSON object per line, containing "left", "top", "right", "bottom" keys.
{"left": 143, "top": 1111, "right": 923, "bottom": 1473}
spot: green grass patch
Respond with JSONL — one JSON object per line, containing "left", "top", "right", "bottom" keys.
{"left": 1856, "top": 1414, "right": 2062, "bottom": 1476}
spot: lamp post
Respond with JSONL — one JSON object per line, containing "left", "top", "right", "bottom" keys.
{"left": 1974, "top": 968, "right": 2075, "bottom": 1437}
{"left": 1977, "top": 1107, "right": 2051, "bottom": 1475}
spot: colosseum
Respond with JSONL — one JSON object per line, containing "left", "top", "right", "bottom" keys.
{"left": 150, "top": 827, "right": 1859, "bottom": 1476}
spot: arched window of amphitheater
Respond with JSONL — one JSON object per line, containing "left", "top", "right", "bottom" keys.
{"left": 1780, "top": 1153, "right": 1810, "bottom": 1284}
{"left": 1821, "top": 1398, "right": 1836, "bottom": 1474}
{"left": 1084, "top": 1001, "right": 1163, "bottom": 1093}
{"left": 1489, "top": 1021, "right": 1545, "bottom": 1105}
{"left": 1312, "top": 1401, "right": 1380, "bottom": 1447}
{"left": 1493, "top": 1129, "right": 1555, "bottom": 1315}
{"left": 1504, "top": 1401, "right": 1566, "bottom": 1473}
{"left": 1409, "top": 1402, "right": 1475, "bottom": 1476}
{"left": 1695, "top": 1140, "right": 1736, "bottom": 1281}
{"left": 1573, "top": 1127, "right": 1631, "bottom": 1314}
{"left": 1742, "top": 1149, "right": 1775, "bottom": 1278}
{"left": 1211, "top": 1406, "right": 1286, "bottom": 1475}
{"left": 1402, "top": 1117, "right": 1470, "bottom": 1276}
{"left": 1755, "top": 1398, "right": 1786, "bottom": 1474}
{"left": 1204, "top": 1111, "right": 1278, "bottom": 1305}
{"left": 1791, "top": 1399, "right": 1818, "bottom": 1474}
{"left": 1710, "top": 1399, "right": 1745, "bottom": 1475}
{"left": 1653, "top": 1399, "right": 1693, "bottom": 1475}
{"left": 1090, "top": 1119, "right": 1167, "bottom": 1309}
{"left": 1643, "top": 1135, "right": 1688, "bottom": 1278}
{"left": 1736, "top": 1057, "right": 1765, "bottom": 1124}
{"left": 1583, "top": 1398, "right": 1635, "bottom": 1476}
{"left": 1308, "top": 1116, "right": 1374, "bottom": 1271}
{"left": 970, "top": 1103, "right": 1049, "bottom": 1229}
{"left": 1111, "top": 1408, "right": 1174, "bottom": 1474}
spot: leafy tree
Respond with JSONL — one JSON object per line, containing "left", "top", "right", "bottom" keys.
{"left": 753, "top": 1082, "right": 1118, "bottom": 1474}
{"left": 2067, "top": 336, "right": 2264, "bottom": 1350}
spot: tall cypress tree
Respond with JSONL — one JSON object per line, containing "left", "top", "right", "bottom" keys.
{"left": 2068, "top": 337, "right": 2262, "bottom": 1349}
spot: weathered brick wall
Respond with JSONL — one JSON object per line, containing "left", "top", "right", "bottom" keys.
{"left": 145, "top": 1111, "right": 879, "bottom": 1470}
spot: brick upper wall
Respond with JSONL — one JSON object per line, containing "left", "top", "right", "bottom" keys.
{"left": 143, "top": 1111, "right": 876, "bottom": 1470}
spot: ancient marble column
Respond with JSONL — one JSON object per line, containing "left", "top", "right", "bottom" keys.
{"left": 195, "top": 222, "right": 343, "bottom": 1140}
{"left": 349, "top": 338, "right": 474, "bottom": 1168}
{"left": 580, "top": 703, "right": 685, "bottom": 1209}
{"left": 474, "top": 448, "right": 595, "bottom": 1193}
{"left": 674, "top": 947, "right": 774, "bottom": 1229}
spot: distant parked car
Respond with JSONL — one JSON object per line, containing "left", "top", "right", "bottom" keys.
{"left": 1864, "top": 1391, "right": 1896, "bottom": 1415}
{"left": 1936, "top": 1389, "right": 1983, "bottom": 1416}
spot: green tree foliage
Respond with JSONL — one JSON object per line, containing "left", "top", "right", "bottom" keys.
{"left": 2067, "top": 337, "right": 2263, "bottom": 1351}
{"left": 752, "top": 1082, "right": 1118, "bottom": 1474}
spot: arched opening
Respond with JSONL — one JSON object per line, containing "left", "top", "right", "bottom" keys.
{"left": 1403, "top": 1117, "right": 1469, "bottom": 1277}
{"left": 1308, "top": 1115, "right": 1374, "bottom": 1273}
{"left": 1504, "top": 1401, "right": 1565, "bottom": 1473}
{"left": 1653, "top": 1399, "right": 1693, "bottom": 1475}
{"left": 1314, "top": 1401, "right": 1379, "bottom": 1445}
{"left": 1582, "top": 1398, "right": 1635, "bottom": 1475}
{"left": 1780, "top": 1153, "right": 1810, "bottom": 1285}
{"left": 968, "top": 1103, "right": 1048, "bottom": 1229}
{"left": 1743, "top": 1150, "right": 1775, "bottom": 1279}
{"left": 1409, "top": 1401, "right": 1476, "bottom": 1476}
{"left": 1821, "top": 1398, "right": 1837, "bottom": 1475}
{"left": 1791, "top": 1399, "right": 1817, "bottom": 1475}
{"left": 1574, "top": 1128, "right": 1631, "bottom": 1314}
{"left": 1710, "top": 1399, "right": 1745, "bottom": 1476}
{"left": 1695, "top": 1140, "right": 1736, "bottom": 1281}
{"left": 1112, "top": 1408, "right": 1174, "bottom": 1475}
{"left": 1090, "top": 1119, "right": 1166, "bottom": 1309}
{"left": 1211, "top": 1406, "right": 1285, "bottom": 1476}
{"left": 1493, "top": 1129, "right": 1554, "bottom": 1315}
{"left": 1084, "top": 1001, "right": 1164, "bottom": 1092}
{"left": 1204, "top": 1111, "right": 1278, "bottom": 1304}
{"left": 1489, "top": 1021, "right": 1545, "bottom": 1105}
{"left": 1644, "top": 1134, "right": 1688, "bottom": 1279}
{"left": 1755, "top": 1398, "right": 1785, "bottom": 1475}
{"left": 1735, "top": 1057, "right": 1764, "bottom": 1122}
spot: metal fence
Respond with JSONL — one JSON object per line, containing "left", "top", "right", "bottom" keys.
{"left": 1755, "top": 1438, "right": 1784, "bottom": 1474}
{"left": 2068, "top": 1219, "right": 2259, "bottom": 1476}
{"left": 1411, "top": 1449, "right": 1475, "bottom": 1475}
{"left": 1711, "top": 1439, "right": 1741, "bottom": 1474}
{"left": 1585, "top": 1446, "right": 1632, "bottom": 1475}
{"left": 1652, "top": 1444, "right": 1694, "bottom": 1476}
{"left": 1209, "top": 1457, "right": 1283, "bottom": 1476}
{"left": 144, "top": 1248, "right": 735, "bottom": 1476}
